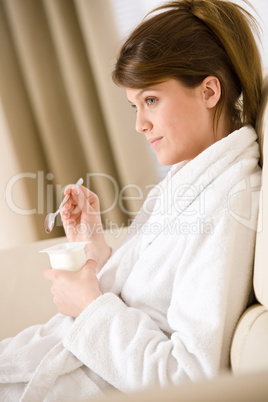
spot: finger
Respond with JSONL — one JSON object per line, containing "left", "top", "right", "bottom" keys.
{"left": 64, "top": 186, "right": 92, "bottom": 213}
{"left": 43, "top": 267, "right": 54, "bottom": 280}
{"left": 64, "top": 184, "right": 80, "bottom": 197}
{"left": 61, "top": 212, "right": 73, "bottom": 223}
{"left": 61, "top": 188, "right": 82, "bottom": 215}
{"left": 78, "top": 187, "right": 99, "bottom": 205}
{"left": 61, "top": 208, "right": 71, "bottom": 219}
{"left": 61, "top": 197, "right": 75, "bottom": 213}
{"left": 62, "top": 187, "right": 80, "bottom": 210}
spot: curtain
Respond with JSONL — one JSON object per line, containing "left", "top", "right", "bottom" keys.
{"left": 0, "top": 0, "right": 159, "bottom": 249}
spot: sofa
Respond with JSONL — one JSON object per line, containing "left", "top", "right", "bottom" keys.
{"left": 0, "top": 72, "right": 268, "bottom": 400}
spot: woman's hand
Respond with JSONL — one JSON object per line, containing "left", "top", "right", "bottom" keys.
{"left": 61, "top": 184, "right": 111, "bottom": 272}
{"left": 43, "top": 260, "right": 102, "bottom": 318}
{"left": 61, "top": 184, "right": 101, "bottom": 241}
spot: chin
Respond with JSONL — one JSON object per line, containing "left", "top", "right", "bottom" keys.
{"left": 156, "top": 154, "right": 185, "bottom": 166}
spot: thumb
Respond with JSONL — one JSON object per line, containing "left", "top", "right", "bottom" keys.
{"left": 84, "top": 259, "right": 97, "bottom": 273}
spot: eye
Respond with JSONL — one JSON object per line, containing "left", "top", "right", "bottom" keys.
{"left": 146, "top": 97, "right": 157, "bottom": 106}
{"left": 130, "top": 104, "right": 137, "bottom": 112}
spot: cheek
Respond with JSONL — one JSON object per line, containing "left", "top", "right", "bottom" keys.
{"left": 165, "top": 110, "right": 192, "bottom": 134}
{"left": 168, "top": 99, "right": 193, "bottom": 123}
{"left": 157, "top": 97, "right": 203, "bottom": 135}
{"left": 176, "top": 104, "right": 204, "bottom": 132}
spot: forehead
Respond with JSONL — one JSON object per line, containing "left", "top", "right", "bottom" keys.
{"left": 126, "top": 79, "right": 194, "bottom": 102}
{"left": 126, "top": 79, "right": 175, "bottom": 98}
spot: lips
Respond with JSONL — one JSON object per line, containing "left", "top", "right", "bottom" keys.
{"left": 149, "top": 137, "right": 163, "bottom": 149}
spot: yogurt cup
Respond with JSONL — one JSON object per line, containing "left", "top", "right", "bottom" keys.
{"left": 39, "top": 242, "right": 90, "bottom": 271}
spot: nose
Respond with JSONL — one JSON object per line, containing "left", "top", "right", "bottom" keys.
{"left": 135, "top": 111, "right": 153, "bottom": 134}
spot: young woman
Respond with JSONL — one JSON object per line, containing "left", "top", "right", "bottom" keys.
{"left": 0, "top": 0, "right": 263, "bottom": 400}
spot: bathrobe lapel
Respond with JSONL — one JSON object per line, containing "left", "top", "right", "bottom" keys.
{"left": 132, "top": 125, "right": 259, "bottom": 248}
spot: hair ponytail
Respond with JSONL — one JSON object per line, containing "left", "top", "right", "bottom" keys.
{"left": 187, "top": 0, "right": 263, "bottom": 127}
{"left": 113, "top": 0, "right": 263, "bottom": 130}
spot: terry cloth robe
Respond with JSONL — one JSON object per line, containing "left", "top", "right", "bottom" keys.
{"left": 0, "top": 125, "right": 262, "bottom": 401}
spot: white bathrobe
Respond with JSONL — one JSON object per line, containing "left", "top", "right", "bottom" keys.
{"left": 0, "top": 126, "right": 262, "bottom": 401}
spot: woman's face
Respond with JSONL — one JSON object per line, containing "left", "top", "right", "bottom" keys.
{"left": 126, "top": 78, "right": 223, "bottom": 165}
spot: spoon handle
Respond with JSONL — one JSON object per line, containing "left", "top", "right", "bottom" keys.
{"left": 75, "top": 178, "right": 84, "bottom": 187}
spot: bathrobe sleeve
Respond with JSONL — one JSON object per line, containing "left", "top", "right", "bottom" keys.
{"left": 63, "top": 207, "right": 257, "bottom": 392}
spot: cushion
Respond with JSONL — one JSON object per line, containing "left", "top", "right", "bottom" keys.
{"left": 254, "top": 70, "right": 268, "bottom": 309}
{"left": 231, "top": 304, "right": 268, "bottom": 374}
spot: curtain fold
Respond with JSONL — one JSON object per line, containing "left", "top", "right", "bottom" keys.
{"left": 0, "top": 0, "right": 159, "bottom": 249}
{"left": 0, "top": 0, "right": 54, "bottom": 242}
{"left": 43, "top": 0, "right": 125, "bottom": 224}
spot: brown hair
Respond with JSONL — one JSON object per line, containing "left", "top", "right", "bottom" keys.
{"left": 112, "top": 0, "right": 263, "bottom": 131}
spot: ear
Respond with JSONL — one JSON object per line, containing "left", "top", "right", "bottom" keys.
{"left": 201, "top": 76, "right": 221, "bottom": 108}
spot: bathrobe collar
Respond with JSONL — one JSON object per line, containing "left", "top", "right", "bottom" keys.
{"left": 131, "top": 125, "right": 259, "bottom": 246}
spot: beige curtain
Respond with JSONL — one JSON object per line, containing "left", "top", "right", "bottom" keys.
{"left": 0, "top": 0, "right": 159, "bottom": 249}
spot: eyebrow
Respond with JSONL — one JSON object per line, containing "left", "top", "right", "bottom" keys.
{"left": 136, "top": 87, "right": 159, "bottom": 98}
{"left": 127, "top": 87, "right": 160, "bottom": 104}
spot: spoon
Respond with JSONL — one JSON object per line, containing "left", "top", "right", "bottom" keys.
{"left": 44, "top": 178, "right": 83, "bottom": 233}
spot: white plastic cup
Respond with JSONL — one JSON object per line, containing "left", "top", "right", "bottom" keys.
{"left": 39, "top": 242, "right": 90, "bottom": 271}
